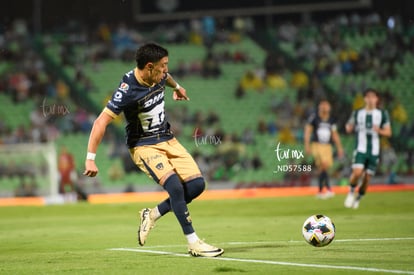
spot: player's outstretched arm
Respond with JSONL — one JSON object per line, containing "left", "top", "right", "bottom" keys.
{"left": 173, "top": 87, "right": 190, "bottom": 101}
{"left": 83, "top": 111, "right": 114, "bottom": 177}
{"left": 166, "top": 73, "right": 189, "bottom": 101}
{"left": 303, "top": 124, "right": 313, "bottom": 155}
{"left": 332, "top": 130, "right": 344, "bottom": 158}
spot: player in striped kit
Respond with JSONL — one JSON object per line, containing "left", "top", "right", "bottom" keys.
{"left": 344, "top": 89, "right": 392, "bottom": 209}
{"left": 83, "top": 43, "right": 223, "bottom": 257}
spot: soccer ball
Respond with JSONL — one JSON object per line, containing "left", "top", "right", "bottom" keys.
{"left": 302, "top": 214, "right": 335, "bottom": 247}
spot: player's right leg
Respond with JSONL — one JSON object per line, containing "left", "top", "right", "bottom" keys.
{"left": 345, "top": 167, "right": 364, "bottom": 208}
{"left": 353, "top": 164, "right": 375, "bottom": 209}
{"left": 345, "top": 152, "right": 365, "bottom": 208}
{"left": 138, "top": 207, "right": 156, "bottom": 246}
{"left": 129, "top": 145, "right": 175, "bottom": 246}
{"left": 188, "top": 239, "right": 224, "bottom": 257}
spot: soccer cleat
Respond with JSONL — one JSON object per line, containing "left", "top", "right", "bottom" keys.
{"left": 344, "top": 192, "right": 355, "bottom": 208}
{"left": 188, "top": 239, "right": 224, "bottom": 257}
{"left": 316, "top": 192, "right": 324, "bottom": 199}
{"left": 138, "top": 208, "right": 155, "bottom": 246}
{"left": 352, "top": 199, "right": 360, "bottom": 209}
{"left": 325, "top": 191, "right": 335, "bottom": 199}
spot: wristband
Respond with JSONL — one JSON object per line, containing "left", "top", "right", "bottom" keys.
{"left": 174, "top": 83, "right": 181, "bottom": 90}
{"left": 86, "top": 152, "right": 96, "bottom": 160}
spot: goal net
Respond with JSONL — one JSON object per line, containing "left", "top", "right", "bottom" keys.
{"left": 0, "top": 142, "right": 58, "bottom": 199}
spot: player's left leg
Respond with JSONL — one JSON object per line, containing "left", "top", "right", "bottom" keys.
{"left": 352, "top": 172, "right": 370, "bottom": 209}
{"left": 345, "top": 151, "right": 366, "bottom": 208}
{"left": 156, "top": 176, "right": 205, "bottom": 213}
{"left": 317, "top": 144, "right": 334, "bottom": 198}
{"left": 345, "top": 167, "right": 364, "bottom": 208}
{"left": 353, "top": 155, "right": 378, "bottom": 209}
{"left": 166, "top": 138, "right": 223, "bottom": 256}
{"left": 311, "top": 143, "right": 325, "bottom": 198}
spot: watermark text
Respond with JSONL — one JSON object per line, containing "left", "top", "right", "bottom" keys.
{"left": 41, "top": 98, "right": 70, "bottom": 117}
{"left": 193, "top": 128, "right": 222, "bottom": 147}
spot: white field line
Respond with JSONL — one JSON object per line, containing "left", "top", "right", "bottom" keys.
{"left": 116, "top": 237, "right": 414, "bottom": 249}
{"left": 108, "top": 237, "right": 414, "bottom": 275}
{"left": 108, "top": 247, "right": 414, "bottom": 275}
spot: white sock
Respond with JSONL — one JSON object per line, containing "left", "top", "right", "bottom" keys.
{"left": 186, "top": 232, "right": 199, "bottom": 244}
{"left": 150, "top": 207, "right": 161, "bottom": 221}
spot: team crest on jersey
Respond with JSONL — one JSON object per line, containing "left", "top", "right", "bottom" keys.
{"left": 155, "top": 163, "right": 164, "bottom": 170}
{"left": 118, "top": 82, "right": 129, "bottom": 92}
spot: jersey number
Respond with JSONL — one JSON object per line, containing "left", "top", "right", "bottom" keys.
{"left": 146, "top": 111, "right": 165, "bottom": 130}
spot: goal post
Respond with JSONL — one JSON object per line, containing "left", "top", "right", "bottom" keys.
{"left": 0, "top": 142, "right": 58, "bottom": 199}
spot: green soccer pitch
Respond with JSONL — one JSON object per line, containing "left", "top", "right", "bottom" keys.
{"left": 0, "top": 191, "right": 413, "bottom": 274}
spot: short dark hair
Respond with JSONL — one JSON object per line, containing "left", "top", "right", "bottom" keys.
{"left": 363, "top": 88, "right": 379, "bottom": 97}
{"left": 135, "top": 43, "right": 169, "bottom": 69}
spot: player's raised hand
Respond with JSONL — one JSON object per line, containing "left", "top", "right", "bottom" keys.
{"left": 84, "top": 160, "right": 99, "bottom": 177}
{"left": 173, "top": 87, "right": 190, "bottom": 101}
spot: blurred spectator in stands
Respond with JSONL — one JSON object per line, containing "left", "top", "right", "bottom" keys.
{"left": 267, "top": 120, "right": 278, "bottom": 136}
{"left": 266, "top": 72, "right": 287, "bottom": 90}
{"left": 189, "top": 18, "right": 203, "bottom": 45}
{"left": 251, "top": 153, "right": 263, "bottom": 170}
{"left": 241, "top": 127, "right": 255, "bottom": 145}
{"left": 206, "top": 109, "right": 220, "bottom": 126}
{"left": 14, "top": 176, "right": 37, "bottom": 197}
{"left": 338, "top": 45, "right": 359, "bottom": 74}
{"left": 201, "top": 51, "right": 221, "bottom": 78}
{"left": 277, "top": 22, "right": 298, "bottom": 42}
{"left": 264, "top": 52, "right": 285, "bottom": 76}
{"left": 391, "top": 100, "right": 408, "bottom": 126}
{"left": 264, "top": 52, "right": 287, "bottom": 91}
{"left": 290, "top": 69, "right": 309, "bottom": 90}
{"left": 278, "top": 124, "right": 296, "bottom": 145}
{"left": 352, "top": 92, "right": 365, "bottom": 110}
{"left": 239, "top": 70, "right": 264, "bottom": 92}
{"left": 233, "top": 50, "right": 249, "bottom": 63}
{"left": 233, "top": 16, "right": 255, "bottom": 35}
{"left": 234, "top": 83, "right": 246, "bottom": 99}
{"left": 192, "top": 150, "right": 212, "bottom": 180}
{"left": 97, "top": 22, "right": 112, "bottom": 43}
{"left": 11, "top": 125, "right": 30, "bottom": 144}
{"left": 73, "top": 107, "right": 93, "bottom": 133}
{"left": 8, "top": 72, "right": 31, "bottom": 102}
{"left": 257, "top": 118, "right": 268, "bottom": 135}
{"left": 215, "top": 134, "right": 245, "bottom": 180}
{"left": 174, "top": 59, "right": 190, "bottom": 78}
{"left": 273, "top": 96, "right": 294, "bottom": 122}
{"left": 29, "top": 108, "right": 48, "bottom": 142}
{"left": 202, "top": 16, "right": 216, "bottom": 48}
{"left": 55, "top": 79, "right": 70, "bottom": 101}
{"left": 112, "top": 22, "right": 143, "bottom": 61}
{"left": 380, "top": 138, "right": 399, "bottom": 184}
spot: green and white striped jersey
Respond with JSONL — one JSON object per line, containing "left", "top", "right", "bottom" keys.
{"left": 347, "top": 108, "right": 391, "bottom": 156}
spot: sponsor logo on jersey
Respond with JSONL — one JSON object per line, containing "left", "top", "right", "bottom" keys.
{"left": 118, "top": 82, "right": 129, "bottom": 92}
{"left": 144, "top": 92, "right": 164, "bottom": 108}
{"left": 113, "top": 91, "right": 123, "bottom": 102}
{"left": 155, "top": 163, "right": 164, "bottom": 170}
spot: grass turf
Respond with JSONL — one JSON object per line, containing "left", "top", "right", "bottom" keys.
{"left": 0, "top": 191, "right": 413, "bottom": 274}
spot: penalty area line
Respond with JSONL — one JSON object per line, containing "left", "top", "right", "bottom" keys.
{"left": 108, "top": 248, "right": 414, "bottom": 275}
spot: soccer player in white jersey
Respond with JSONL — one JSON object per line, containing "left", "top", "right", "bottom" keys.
{"left": 344, "top": 89, "right": 392, "bottom": 209}
{"left": 83, "top": 43, "right": 223, "bottom": 257}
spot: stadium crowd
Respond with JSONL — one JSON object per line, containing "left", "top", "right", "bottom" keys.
{"left": 1, "top": 12, "right": 413, "bottom": 189}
